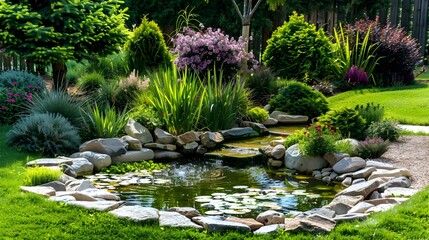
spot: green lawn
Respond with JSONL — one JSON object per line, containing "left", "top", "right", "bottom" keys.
{"left": 1, "top": 125, "right": 429, "bottom": 239}
{"left": 415, "top": 66, "right": 429, "bottom": 80}
{"left": 328, "top": 83, "right": 429, "bottom": 125}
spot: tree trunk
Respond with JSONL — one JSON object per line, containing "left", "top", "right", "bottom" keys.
{"left": 242, "top": 23, "right": 250, "bottom": 52}
{"left": 52, "top": 61, "right": 68, "bottom": 92}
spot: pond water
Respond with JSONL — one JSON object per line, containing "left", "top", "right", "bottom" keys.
{"left": 101, "top": 160, "right": 343, "bottom": 218}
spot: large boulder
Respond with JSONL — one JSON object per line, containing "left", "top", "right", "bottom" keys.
{"left": 111, "top": 149, "right": 155, "bottom": 164}
{"left": 70, "top": 151, "right": 111, "bottom": 172}
{"left": 271, "top": 144, "right": 286, "bottom": 160}
{"left": 177, "top": 131, "right": 200, "bottom": 146}
{"left": 154, "top": 128, "right": 176, "bottom": 144}
{"left": 79, "top": 138, "right": 128, "bottom": 157}
{"left": 336, "top": 179, "right": 381, "bottom": 199}
{"left": 368, "top": 168, "right": 411, "bottom": 180}
{"left": 256, "top": 210, "right": 285, "bottom": 225}
{"left": 285, "top": 144, "right": 328, "bottom": 173}
{"left": 144, "top": 143, "right": 177, "bottom": 151}
{"left": 200, "top": 132, "right": 224, "bottom": 148}
{"left": 332, "top": 157, "right": 366, "bottom": 174}
{"left": 121, "top": 135, "right": 143, "bottom": 151}
{"left": 109, "top": 206, "right": 159, "bottom": 223}
{"left": 125, "top": 119, "right": 153, "bottom": 144}
{"left": 20, "top": 186, "right": 56, "bottom": 197}
{"left": 220, "top": 127, "right": 259, "bottom": 140}
{"left": 323, "top": 153, "right": 349, "bottom": 167}
{"left": 327, "top": 195, "right": 364, "bottom": 215}
{"left": 68, "top": 200, "right": 121, "bottom": 211}
{"left": 69, "top": 158, "right": 94, "bottom": 176}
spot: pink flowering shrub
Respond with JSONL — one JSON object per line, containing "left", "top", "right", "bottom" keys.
{"left": 171, "top": 27, "right": 258, "bottom": 80}
{"left": 0, "top": 71, "right": 44, "bottom": 124}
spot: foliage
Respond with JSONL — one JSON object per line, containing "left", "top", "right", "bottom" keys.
{"left": 318, "top": 107, "right": 367, "bottom": 140}
{"left": 81, "top": 104, "right": 129, "bottom": 140}
{"left": 125, "top": 17, "right": 171, "bottom": 75}
{"left": 284, "top": 129, "right": 306, "bottom": 149}
{"left": 110, "top": 70, "right": 146, "bottom": 112}
{"left": 85, "top": 52, "right": 130, "bottom": 80}
{"left": 332, "top": 24, "right": 380, "bottom": 88}
{"left": 26, "top": 91, "right": 84, "bottom": 129}
{"left": 0, "top": 0, "right": 130, "bottom": 90}
{"left": 355, "top": 102, "right": 384, "bottom": 127}
{"left": 171, "top": 26, "right": 258, "bottom": 80}
{"left": 24, "top": 166, "right": 62, "bottom": 186}
{"left": 269, "top": 80, "right": 329, "bottom": 119}
{"left": 146, "top": 68, "right": 205, "bottom": 135}
{"left": 354, "top": 137, "right": 390, "bottom": 159}
{"left": 245, "top": 66, "right": 277, "bottom": 105}
{"left": 299, "top": 123, "right": 341, "bottom": 157}
{"left": 335, "top": 139, "right": 354, "bottom": 156}
{"left": 129, "top": 104, "right": 163, "bottom": 131}
{"left": 102, "top": 160, "right": 170, "bottom": 174}
{"left": 262, "top": 12, "right": 335, "bottom": 82}
{"left": 346, "top": 18, "right": 421, "bottom": 86}
{"left": 66, "top": 60, "right": 86, "bottom": 85}
{"left": 311, "top": 81, "right": 337, "bottom": 97}
{"left": 0, "top": 71, "right": 44, "bottom": 124}
{"left": 200, "top": 72, "right": 251, "bottom": 131}
{"left": 77, "top": 72, "right": 106, "bottom": 92}
{"left": 366, "top": 120, "right": 401, "bottom": 141}
{"left": 246, "top": 107, "right": 269, "bottom": 123}
{"left": 6, "top": 113, "right": 80, "bottom": 156}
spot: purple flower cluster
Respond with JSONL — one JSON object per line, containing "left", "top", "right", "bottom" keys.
{"left": 344, "top": 65, "right": 369, "bottom": 86}
{"left": 171, "top": 27, "right": 258, "bottom": 79}
{"left": 0, "top": 84, "right": 40, "bottom": 124}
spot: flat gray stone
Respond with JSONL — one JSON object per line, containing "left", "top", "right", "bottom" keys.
{"left": 351, "top": 167, "right": 377, "bottom": 179}
{"left": 20, "top": 186, "right": 55, "bottom": 197}
{"left": 256, "top": 210, "right": 285, "bottom": 225}
{"left": 368, "top": 168, "right": 411, "bottom": 180}
{"left": 79, "top": 138, "right": 128, "bottom": 157}
{"left": 26, "top": 158, "right": 72, "bottom": 167}
{"left": 336, "top": 179, "right": 381, "bottom": 199}
{"left": 241, "top": 121, "right": 269, "bottom": 134}
{"left": 383, "top": 187, "right": 418, "bottom": 197}
{"left": 352, "top": 178, "right": 366, "bottom": 185}
{"left": 323, "top": 152, "right": 349, "bottom": 167}
{"left": 182, "top": 142, "right": 199, "bottom": 154}
{"left": 110, "top": 206, "right": 159, "bottom": 222}
{"left": 111, "top": 149, "right": 155, "bottom": 164}
{"left": 125, "top": 119, "right": 153, "bottom": 144}
{"left": 80, "top": 188, "right": 120, "bottom": 201}
{"left": 365, "top": 204, "right": 395, "bottom": 213}
{"left": 144, "top": 143, "right": 176, "bottom": 151}
{"left": 66, "top": 179, "right": 96, "bottom": 191}
{"left": 154, "top": 128, "right": 176, "bottom": 144}
{"left": 342, "top": 177, "right": 352, "bottom": 186}
{"left": 276, "top": 115, "right": 309, "bottom": 124}
{"left": 304, "top": 208, "right": 336, "bottom": 219}
{"left": 254, "top": 224, "right": 284, "bottom": 235}
{"left": 121, "top": 135, "right": 143, "bottom": 151}
{"left": 68, "top": 200, "right": 121, "bottom": 211}
{"left": 299, "top": 214, "right": 336, "bottom": 233}
{"left": 365, "top": 198, "right": 401, "bottom": 205}
{"left": 41, "top": 181, "right": 66, "bottom": 192}
{"left": 70, "top": 158, "right": 94, "bottom": 176}
{"left": 177, "top": 131, "right": 200, "bottom": 146}
{"left": 56, "top": 191, "right": 98, "bottom": 201}
{"left": 334, "top": 213, "right": 370, "bottom": 222}
{"left": 220, "top": 127, "right": 259, "bottom": 140}
{"left": 261, "top": 118, "right": 278, "bottom": 127}
{"left": 159, "top": 211, "right": 202, "bottom": 229}
{"left": 366, "top": 160, "right": 396, "bottom": 170}
{"left": 49, "top": 195, "right": 76, "bottom": 203}
{"left": 154, "top": 150, "right": 183, "bottom": 160}
{"left": 225, "top": 216, "right": 264, "bottom": 231}
{"left": 348, "top": 202, "right": 375, "bottom": 214}
{"left": 327, "top": 195, "right": 364, "bottom": 215}
{"left": 333, "top": 157, "right": 366, "bottom": 174}
{"left": 285, "top": 144, "right": 328, "bottom": 173}
{"left": 378, "top": 177, "right": 411, "bottom": 192}
{"left": 168, "top": 207, "right": 201, "bottom": 219}
{"left": 70, "top": 151, "right": 111, "bottom": 172}
{"left": 192, "top": 217, "right": 251, "bottom": 233}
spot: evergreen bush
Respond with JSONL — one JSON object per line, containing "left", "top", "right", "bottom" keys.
{"left": 318, "top": 108, "right": 367, "bottom": 140}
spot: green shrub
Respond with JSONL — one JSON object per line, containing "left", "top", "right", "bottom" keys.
{"left": 26, "top": 91, "right": 84, "bottom": 128}
{"left": 112, "top": 71, "right": 145, "bottom": 111}
{"left": 85, "top": 52, "right": 130, "bottom": 80}
{"left": 81, "top": 104, "right": 129, "bottom": 140}
{"left": 269, "top": 80, "right": 329, "bottom": 119}
{"left": 246, "top": 107, "right": 269, "bottom": 123}
{"left": 245, "top": 66, "right": 276, "bottom": 105}
{"left": 284, "top": 129, "right": 306, "bottom": 149}
{"left": 77, "top": 72, "right": 106, "bottom": 92}
{"left": 318, "top": 108, "right": 366, "bottom": 140}
{"left": 96, "top": 81, "right": 116, "bottom": 109}
{"left": 262, "top": 12, "right": 335, "bottom": 82}
{"left": 66, "top": 60, "right": 86, "bottom": 85}
{"left": 6, "top": 113, "right": 81, "bottom": 156}
{"left": 299, "top": 123, "right": 341, "bottom": 157}
{"left": 146, "top": 67, "right": 204, "bottom": 135}
{"left": 355, "top": 102, "right": 384, "bottom": 127}
{"left": 125, "top": 17, "right": 171, "bottom": 75}
{"left": 24, "top": 166, "right": 62, "bottom": 186}
{"left": 131, "top": 93, "right": 163, "bottom": 131}
{"left": 0, "top": 70, "right": 45, "bottom": 90}
{"left": 366, "top": 120, "right": 401, "bottom": 141}
{"left": 354, "top": 137, "right": 390, "bottom": 159}
{"left": 102, "top": 160, "right": 170, "bottom": 174}
{"left": 200, "top": 72, "right": 251, "bottom": 131}
{"left": 335, "top": 139, "right": 354, "bottom": 155}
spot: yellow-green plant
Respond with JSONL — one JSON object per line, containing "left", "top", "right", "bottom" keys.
{"left": 24, "top": 166, "right": 62, "bottom": 186}
{"left": 146, "top": 67, "right": 205, "bottom": 135}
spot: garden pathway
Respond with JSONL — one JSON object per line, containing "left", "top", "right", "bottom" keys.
{"left": 399, "top": 124, "right": 429, "bottom": 133}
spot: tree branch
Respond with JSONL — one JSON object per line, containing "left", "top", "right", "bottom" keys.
{"left": 249, "top": 0, "right": 264, "bottom": 18}
{"left": 230, "top": 0, "right": 244, "bottom": 21}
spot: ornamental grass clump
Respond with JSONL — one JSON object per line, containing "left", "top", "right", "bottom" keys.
{"left": 344, "top": 65, "right": 369, "bottom": 86}
{"left": 354, "top": 137, "right": 390, "bottom": 159}
{"left": 171, "top": 26, "right": 258, "bottom": 80}
{"left": 355, "top": 102, "right": 384, "bottom": 127}
{"left": 24, "top": 166, "right": 62, "bottom": 186}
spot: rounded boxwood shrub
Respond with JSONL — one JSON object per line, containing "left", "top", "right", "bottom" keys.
{"left": 269, "top": 80, "right": 329, "bottom": 119}
{"left": 366, "top": 120, "right": 401, "bottom": 141}
{"left": 6, "top": 113, "right": 81, "bottom": 156}
{"left": 262, "top": 12, "right": 335, "bottom": 82}
{"left": 125, "top": 17, "right": 171, "bottom": 75}
{"left": 246, "top": 107, "right": 269, "bottom": 123}
{"left": 318, "top": 107, "right": 366, "bottom": 140}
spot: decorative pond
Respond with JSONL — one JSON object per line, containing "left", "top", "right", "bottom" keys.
{"left": 90, "top": 160, "right": 344, "bottom": 218}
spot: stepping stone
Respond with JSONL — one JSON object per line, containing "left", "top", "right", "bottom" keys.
{"left": 192, "top": 217, "right": 251, "bottom": 233}
{"left": 111, "top": 149, "right": 155, "bottom": 164}
{"left": 383, "top": 187, "right": 418, "bottom": 197}
{"left": 159, "top": 211, "right": 202, "bottom": 229}
{"left": 254, "top": 224, "right": 284, "bottom": 235}
{"left": 68, "top": 200, "right": 121, "bottom": 211}
{"left": 20, "top": 186, "right": 56, "bottom": 197}
{"left": 368, "top": 168, "right": 411, "bottom": 180}
{"left": 333, "top": 157, "right": 366, "bottom": 174}
{"left": 110, "top": 206, "right": 159, "bottom": 223}
{"left": 26, "top": 158, "right": 73, "bottom": 167}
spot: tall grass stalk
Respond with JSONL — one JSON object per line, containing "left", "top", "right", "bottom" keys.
{"left": 24, "top": 166, "right": 62, "bottom": 186}
{"left": 147, "top": 68, "right": 205, "bottom": 135}
{"left": 201, "top": 71, "right": 250, "bottom": 131}
{"left": 82, "top": 104, "right": 129, "bottom": 139}
{"left": 333, "top": 24, "right": 381, "bottom": 84}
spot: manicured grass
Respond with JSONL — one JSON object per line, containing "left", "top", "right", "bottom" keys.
{"left": 328, "top": 83, "right": 429, "bottom": 125}
{"left": 415, "top": 66, "right": 429, "bottom": 80}
{"left": 1, "top": 125, "right": 429, "bottom": 239}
